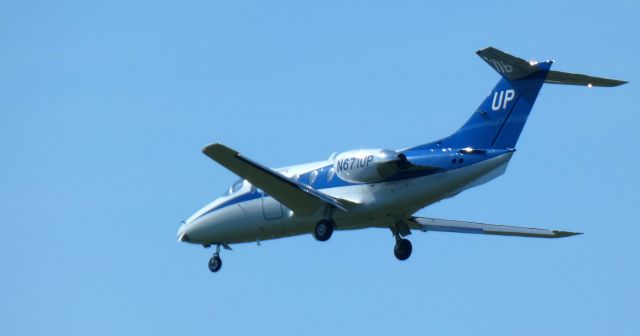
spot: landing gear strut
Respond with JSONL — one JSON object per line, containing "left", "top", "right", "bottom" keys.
{"left": 208, "top": 244, "right": 222, "bottom": 272}
{"left": 314, "top": 219, "right": 335, "bottom": 241}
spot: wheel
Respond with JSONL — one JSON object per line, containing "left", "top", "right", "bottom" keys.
{"left": 313, "top": 219, "right": 334, "bottom": 241}
{"left": 208, "top": 255, "right": 222, "bottom": 272}
{"left": 394, "top": 238, "right": 412, "bottom": 261}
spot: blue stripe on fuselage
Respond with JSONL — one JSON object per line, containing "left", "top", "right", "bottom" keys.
{"left": 193, "top": 164, "right": 356, "bottom": 221}
{"left": 194, "top": 149, "right": 511, "bottom": 221}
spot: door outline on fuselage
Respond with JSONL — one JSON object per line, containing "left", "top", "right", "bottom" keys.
{"left": 261, "top": 191, "right": 284, "bottom": 220}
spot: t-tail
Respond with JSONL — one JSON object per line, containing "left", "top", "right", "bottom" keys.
{"left": 435, "top": 47, "right": 627, "bottom": 150}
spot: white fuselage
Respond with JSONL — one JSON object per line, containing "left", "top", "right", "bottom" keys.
{"left": 177, "top": 152, "right": 513, "bottom": 245}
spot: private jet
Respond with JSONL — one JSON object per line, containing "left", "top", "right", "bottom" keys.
{"left": 177, "top": 47, "right": 626, "bottom": 272}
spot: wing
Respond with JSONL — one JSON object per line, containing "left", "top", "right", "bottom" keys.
{"left": 409, "top": 217, "right": 582, "bottom": 238}
{"left": 202, "top": 143, "right": 354, "bottom": 215}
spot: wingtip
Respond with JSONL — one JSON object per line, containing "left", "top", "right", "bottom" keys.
{"left": 202, "top": 143, "right": 238, "bottom": 158}
{"left": 596, "top": 79, "right": 628, "bottom": 87}
{"left": 552, "top": 230, "right": 583, "bottom": 238}
{"left": 201, "top": 142, "right": 222, "bottom": 152}
{"left": 476, "top": 46, "right": 497, "bottom": 54}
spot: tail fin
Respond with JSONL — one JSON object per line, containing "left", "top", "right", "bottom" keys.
{"left": 441, "top": 47, "right": 626, "bottom": 149}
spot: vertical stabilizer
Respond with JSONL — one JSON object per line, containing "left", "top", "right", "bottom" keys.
{"left": 408, "top": 47, "right": 626, "bottom": 152}
{"left": 443, "top": 48, "right": 552, "bottom": 149}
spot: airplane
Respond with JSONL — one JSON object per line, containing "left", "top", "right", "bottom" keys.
{"left": 177, "top": 47, "right": 626, "bottom": 273}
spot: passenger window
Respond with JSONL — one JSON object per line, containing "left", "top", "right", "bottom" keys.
{"left": 327, "top": 167, "right": 335, "bottom": 182}
{"left": 309, "top": 170, "right": 318, "bottom": 185}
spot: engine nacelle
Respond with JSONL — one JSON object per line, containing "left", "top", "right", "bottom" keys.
{"left": 333, "top": 149, "right": 400, "bottom": 183}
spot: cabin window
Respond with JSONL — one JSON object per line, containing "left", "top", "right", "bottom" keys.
{"left": 327, "top": 167, "right": 335, "bottom": 182}
{"left": 309, "top": 170, "right": 318, "bottom": 185}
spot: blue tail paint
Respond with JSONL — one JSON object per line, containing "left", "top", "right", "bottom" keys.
{"left": 408, "top": 48, "right": 555, "bottom": 153}
{"left": 405, "top": 46, "right": 626, "bottom": 155}
{"left": 444, "top": 61, "right": 552, "bottom": 149}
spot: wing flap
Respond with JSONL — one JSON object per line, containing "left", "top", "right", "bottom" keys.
{"left": 203, "top": 143, "right": 350, "bottom": 215}
{"left": 410, "top": 217, "right": 581, "bottom": 238}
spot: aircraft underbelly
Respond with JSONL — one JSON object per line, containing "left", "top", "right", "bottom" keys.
{"left": 201, "top": 199, "right": 314, "bottom": 244}
{"left": 340, "top": 152, "right": 513, "bottom": 220}
{"left": 405, "top": 152, "right": 512, "bottom": 211}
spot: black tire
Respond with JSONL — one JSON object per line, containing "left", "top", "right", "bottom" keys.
{"left": 208, "top": 255, "right": 222, "bottom": 272}
{"left": 394, "top": 238, "right": 412, "bottom": 261}
{"left": 313, "top": 219, "right": 334, "bottom": 241}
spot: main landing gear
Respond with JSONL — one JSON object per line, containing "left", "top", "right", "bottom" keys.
{"left": 394, "top": 237, "right": 412, "bottom": 261}
{"left": 391, "top": 221, "right": 412, "bottom": 261}
{"left": 314, "top": 206, "right": 335, "bottom": 242}
{"left": 313, "top": 219, "right": 335, "bottom": 241}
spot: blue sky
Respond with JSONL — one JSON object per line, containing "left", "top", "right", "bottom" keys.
{"left": 1, "top": 1, "right": 639, "bottom": 335}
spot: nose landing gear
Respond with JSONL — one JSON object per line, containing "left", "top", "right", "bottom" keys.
{"left": 208, "top": 254, "right": 222, "bottom": 272}
{"left": 207, "top": 244, "right": 231, "bottom": 273}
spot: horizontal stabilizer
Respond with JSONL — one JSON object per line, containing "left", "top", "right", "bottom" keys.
{"left": 477, "top": 47, "right": 628, "bottom": 87}
{"left": 409, "top": 217, "right": 582, "bottom": 238}
{"left": 545, "top": 70, "right": 627, "bottom": 87}
{"left": 477, "top": 47, "right": 545, "bottom": 80}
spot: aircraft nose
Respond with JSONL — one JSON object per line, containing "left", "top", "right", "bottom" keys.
{"left": 177, "top": 224, "right": 191, "bottom": 242}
